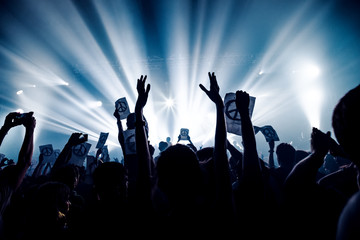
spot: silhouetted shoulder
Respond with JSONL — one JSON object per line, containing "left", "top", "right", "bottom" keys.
{"left": 337, "top": 191, "right": 360, "bottom": 240}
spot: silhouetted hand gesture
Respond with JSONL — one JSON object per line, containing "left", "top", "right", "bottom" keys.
{"left": 235, "top": 90, "right": 250, "bottom": 115}
{"left": 22, "top": 112, "right": 36, "bottom": 130}
{"left": 3, "top": 112, "right": 28, "bottom": 129}
{"left": 113, "top": 109, "right": 121, "bottom": 120}
{"left": 310, "top": 127, "right": 331, "bottom": 156}
{"left": 199, "top": 72, "right": 223, "bottom": 106}
{"left": 67, "top": 132, "right": 88, "bottom": 147}
{"left": 135, "top": 75, "right": 151, "bottom": 112}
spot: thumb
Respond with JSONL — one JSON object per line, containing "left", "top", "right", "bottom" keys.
{"left": 199, "top": 84, "right": 208, "bottom": 93}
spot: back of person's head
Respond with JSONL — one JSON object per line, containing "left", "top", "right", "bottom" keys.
{"left": 0, "top": 164, "right": 18, "bottom": 186}
{"left": 126, "top": 113, "right": 136, "bottom": 129}
{"left": 196, "top": 147, "right": 214, "bottom": 163}
{"left": 276, "top": 143, "right": 296, "bottom": 168}
{"left": 31, "top": 181, "right": 71, "bottom": 228}
{"left": 92, "top": 162, "right": 126, "bottom": 202}
{"left": 158, "top": 141, "right": 169, "bottom": 152}
{"left": 51, "top": 164, "right": 80, "bottom": 191}
{"left": 156, "top": 144, "right": 202, "bottom": 199}
{"left": 126, "top": 113, "right": 149, "bottom": 135}
{"left": 332, "top": 84, "right": 360, "bottom": 166}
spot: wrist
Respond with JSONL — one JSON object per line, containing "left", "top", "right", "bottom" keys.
{"left": 135, "top": 119, "right": 146, "bottom": 127}
{"left": 216, "top": 101, "right": 224, "bottom": 108}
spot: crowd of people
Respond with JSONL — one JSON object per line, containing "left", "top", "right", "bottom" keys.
{"left": 0, "top": 72, "right": 359, "bottom": 239}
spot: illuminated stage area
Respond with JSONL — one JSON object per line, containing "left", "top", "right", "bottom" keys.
{"left": 0, "top": 0, "right": 359, "bottom": 163}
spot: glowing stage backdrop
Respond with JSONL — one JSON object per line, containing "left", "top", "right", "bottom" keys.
{"left": 0, "top": 0, "right": 359, "bottom": 165}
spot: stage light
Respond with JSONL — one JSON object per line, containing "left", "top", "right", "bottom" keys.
{"left": 95, "top": 101, "right": 102, "bottom": 107}
{"left": 299, "top": 87, "right": 323, "bottom": 128}
{"left": 165, "top": 98, "right": 174, "bottom": 108}
{"left": 16, "top": 90, "right": 23, "bottom": 95}
{"left": 302, "top": 63, "right": 320, "bottom": 78}
{"left": 15, "top": 109, "right": 24, "bottom": 113}
{"left": 89, "top": 101, "right": 103, "bottom": 108}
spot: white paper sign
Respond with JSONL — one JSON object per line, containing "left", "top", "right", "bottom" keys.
{"left": 224, "top": 92, "right": 256, "bottom": 136}
{"left": 259, "top": 125, "right": 279, "bottom": 142}
{"left": 100, "top": 145, "right": 110, "bottom": 162}
{"left": 96, "top": 132, "right": 109, "bottom": 149}
{"left": 115, "top": 97, "right": 130, "bottom": 120}
{"left": 39, "top": 144, "right": 56, "bottom": 164}
{"left": 179, "top": 128, "right": 189, "bottom": 141}
{"left": 69, "top": 142, "right": 92, "bottom": 167}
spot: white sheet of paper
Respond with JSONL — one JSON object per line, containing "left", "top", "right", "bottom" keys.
{"left": 69, "top": 142, "right": 92, "bottom": 167}
{"left": 96, "top": 132, "right": 109, "bottom": 149}
{"left": 224, "top": 92, "right": 256, "bottom": 136}
{"left": 115, "top": 97, "right": 130, "bottom": 120}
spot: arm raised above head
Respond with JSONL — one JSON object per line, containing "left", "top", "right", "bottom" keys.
{"left": 200, "top": 72, "right": 234, "bottom": 217}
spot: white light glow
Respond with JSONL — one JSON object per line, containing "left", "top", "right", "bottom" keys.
{"left": 299, "top": 87, "right": 323, "bottom": 128}
{"left": 165, "top": 98, "right": 174, "bottom": 108}
{"left": 0, "top": 0, "right": 358, "bottom": 161}
{"left": 89, "top": 101, "right": 103, "bottom": 108}
{"left": 303, "top": 64, "right": 320, "bottom": 78}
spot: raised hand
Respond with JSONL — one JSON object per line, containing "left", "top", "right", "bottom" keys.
{"left": 310, "top": 127, "right": 331, "bottom": 156}
{"left": 113, "top": 109, "right": 121, "bottom": 120}
{"left": 199, "top": 72, "right": 223, "bottom": 106}
{"left": 135, "top": 75, "right": 151, "bottom": 112}
{"left": 22, "top": 112, "right": 36, "bottom": 130}
{"left": 3, "top": 112, "right": 28, "bottom": 129}
{"left": 235, "top": 90, "right": 250, "bottom": 115}
{"left": 67, "top": 132, "right": 88, "bottom": 147}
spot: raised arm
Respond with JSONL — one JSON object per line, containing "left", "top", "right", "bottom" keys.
{"left": 285, "top": 127, "right": 331, "bottom": 188}
{"left": 0, "top": 112, "right": 23, "bottom": 146}
{"left": 227, "top": 139, "right": 243, "bottom": 162}
{"left": 15, "top": 112, "right": 36, "bottom": 189}
{"left": 113, "top": 109, "right": 126, "bottom": 154}
{"left": 32, "top": 153, "right": 45, "bottom": 178}
{"left": 199, "top": 72, "right": 234, "bottom": 216}
{"left": 134, "top": 75, "right": 152, "bottom": 209}
{"left": 235, "top": 90, "right": 262, "bottom": 183}
{"left": 52, "top": 132, "right": 87, "bottom": 171}
{"left": 268, "top": 140, "right": 275, "bottom": 169}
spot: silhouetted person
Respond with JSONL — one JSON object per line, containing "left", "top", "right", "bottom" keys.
{"left": 273, "top": 142, "right": 296, "bottom": 184}
{"left": 231, "top": 90, "right": 269, "bottom": 238}
{"left": 0, "top": 112, "right": 36, "bottom": 238}
{"left": 26, "top": 181, "right": 71, "bottom": 240}
{"left": 283, "top": 127, "right": 349, "bottom": 240}
{"left": 334, "top": 84, "right": 360, "bottom": 240}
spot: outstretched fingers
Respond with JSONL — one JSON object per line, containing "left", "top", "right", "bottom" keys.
{"left": 209, "top": 72, "right": 219, "bottom": 92}
{"left": 137, "top": 75, "right": 148, "bottom": 93}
